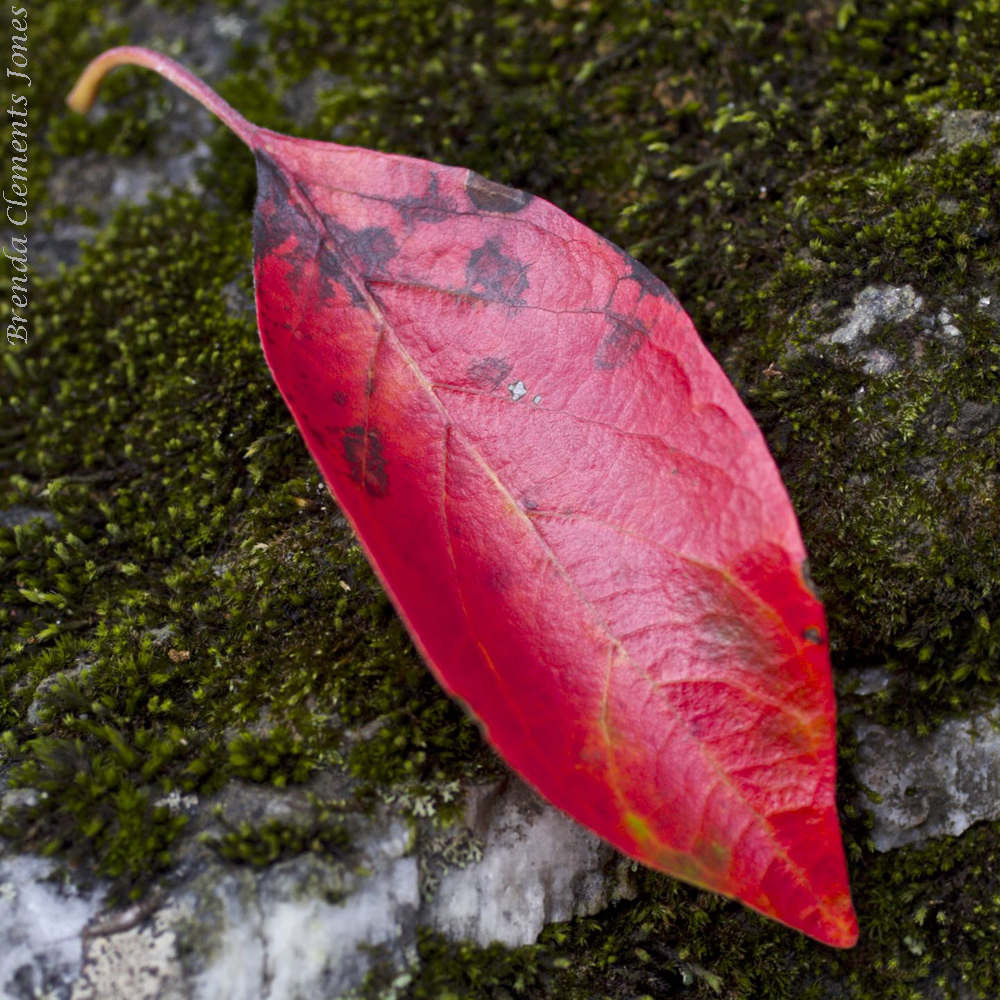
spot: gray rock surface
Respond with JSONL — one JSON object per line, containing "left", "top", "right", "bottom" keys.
{"left": 25, "top": 660, "right": 92, "bottom": 726}
{"left": 0, "top": 506, "right": 58, "bottom": 530}
{"left": 0, "top": 777, "right": 632, "bottom": 999}
{"left": 70, "top": 831, "right": 418, "bottom": 1000}
{"left": 424, "top": 778, "right": 636, "bottom": 947}
{"left": 853, "top": 712, "right": 1000, "bottom": 851}
{"left": 859, "top": 347, "right": 896, "bottom": 376}
{"left": 847, "top": 666, "right": 891, "bottom": 697}
{"left": 936, "top": 109, "right": 1000, "bottom": 156}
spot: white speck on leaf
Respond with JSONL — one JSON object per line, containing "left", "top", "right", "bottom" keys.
{"left": 508, "top": 380, "right": 527, "bottom": 401}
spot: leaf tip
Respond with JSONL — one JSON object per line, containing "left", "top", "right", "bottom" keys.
{"left": 810, "top": 892, "right": 860, "bottom": 949}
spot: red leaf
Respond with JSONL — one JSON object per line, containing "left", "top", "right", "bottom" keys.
{"left": 69, "top": 48, "right": 858, "bottom": 947}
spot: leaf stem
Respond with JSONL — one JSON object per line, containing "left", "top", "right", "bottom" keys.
{"left": 66, "top": 46, "right": 259, "bottom": 149}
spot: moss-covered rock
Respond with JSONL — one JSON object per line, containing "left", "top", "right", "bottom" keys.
{"left": 2, "top": 0, "right": 999, "bottom": 997}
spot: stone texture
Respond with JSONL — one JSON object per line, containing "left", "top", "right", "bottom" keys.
{"left": 0, "top": 777, "right": 631, "bottom": 998}
{"left": 67, "top": 819, "right": 418, "bottom": 1000}
{"left": 71, "top": 900, "right": 189, "bottom": 1000}
{"left": 853, "top": 712, "right": 1000, "bottom": 851}
{"left": 423, "top": 777, "right": 636, "bottom": 948}
{"left": 936, "top": 109, "right": 1000, "bottom": 156}
{"left": 846, "top": 666, "right": 891, "bottom": 697}
{"left": 859, "top": 347, "right": 896, "bottom": 375}
{"left": 26, "top": 660, "right": 92, "bottom": 726}
{"left": 0, "top": 855, "right": 106, "bottom": 1000}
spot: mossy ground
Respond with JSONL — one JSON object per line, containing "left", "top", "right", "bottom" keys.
{"left": 1, "top": 0, "right": 999, "bottom": 997}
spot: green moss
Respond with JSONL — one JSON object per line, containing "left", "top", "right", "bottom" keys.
{"left": 200, "top": 795, "right": 350, "bottom": 867}
{"left": 226, "top": 726, "right": 317, "bottom": 787}
{"left": 2, "top": 0, "right": 999, "bottom": 993}
{"left": 0, "top": 729, "right": 190, "bottom": 895}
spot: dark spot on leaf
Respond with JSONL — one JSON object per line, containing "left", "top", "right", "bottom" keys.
{"left": 695, "top": 611, "right": 773, "bottom": 674}
{"left": 331, "top": 390, "right": 348, "bottom": 406}
{"left": 397, "top": 173, "right": 457, "bottom": 225}
{"left": 601, "top": 239, "right": 679, "bottom": 305}
{"left": 316, "top": 226, "right": 396, "bottom": 304}
{"left": 253, "top": 150, "right": 317, "bottom": 265}
{"left": 688, "top": 716, "right": 710, "bottom": 739}
{"left": 624, "top": 255, "right": 678, "bottom": 305}
{"left": 254, "top": 149, "right": 284, "bottom": 204}
{"left": 522, "top": 497, "right": 539, "bottom": 511}
{"left": 343, "top": 426, "right": 388, "bottom": 497}
{"left": 466, "top": 356, "right": 513, "bottom": 390}
{"left": 803, "top": 627, "right": 824, "bottom": 644}
{"left": 465, "top": 239, "right": 530, "bottom": 305}
{"left": 318, "top": 239, "right": 365, "bottom": 304}
{"left": 594, "top": 316, "right": 647, "bottom": 370}
{"left": 465, "top": 171, "right": 533, "bottom": 213}
{"left": 345, "top": 226, "right": 399, "bottom": 277}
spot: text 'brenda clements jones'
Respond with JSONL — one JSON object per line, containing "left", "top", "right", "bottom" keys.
{"left": 6, "top": 5, "right": 29, "bottom": 346}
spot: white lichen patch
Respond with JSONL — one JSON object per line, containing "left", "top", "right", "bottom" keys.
{"left": 829, "top": 284, "right": 924, "bottom": 345}
{"left": 212, "top": 12, "right": 247, "bottom": 40}
{"left": 0, "top": 855, "right": 105, "bottom": 1000}
{"left": 153, "top": 789, "right": 200, "bottom": 814}
{"left": 72, "top": 900, "right": 189, "bottom": 1000}
{"left": 937, "top": 308, "right": 961, "bottom": 338}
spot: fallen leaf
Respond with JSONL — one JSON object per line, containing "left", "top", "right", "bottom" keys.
{"left": 68, "top": 47, "right": 858, "bottom": 947}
